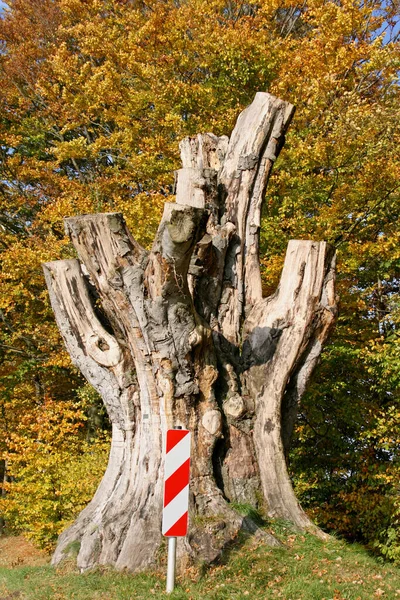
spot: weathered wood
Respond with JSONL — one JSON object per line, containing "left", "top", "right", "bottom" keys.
{"left": 243, "top": 240, "right": 336, "bottom": 531}
{"left": 43, "top": 92, "right": 337, "bottom": 572}
{"left": 218, "top": 93, "right": 295, "bottom": 344}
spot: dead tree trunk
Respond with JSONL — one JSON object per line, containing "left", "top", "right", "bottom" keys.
{"left": 43, "top": 92, "right": 337, "bottom": 571}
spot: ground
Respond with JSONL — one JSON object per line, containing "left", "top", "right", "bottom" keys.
{"left": 1, "top": 524, "right": 400, "bottom": 599}
{"left": 0, "top": 536, "right": 49, "bottom": 569}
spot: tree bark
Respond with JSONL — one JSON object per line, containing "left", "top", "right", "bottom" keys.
{"left": 0, "top": 460, "right": 8, "bottom": 535}
{"left": 43, "top": 92, "right": 337, "bottom": 571}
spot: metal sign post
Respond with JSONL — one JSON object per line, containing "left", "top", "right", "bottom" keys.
{"left": 162, "top": 428, "right": 191, "bottom": 594}
{"left": 166, "top": 536, "right": 177, "bottom": 593}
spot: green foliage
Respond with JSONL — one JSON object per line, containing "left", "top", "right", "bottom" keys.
{"left": 289, "top": 315, "right": 400, "bottom": 559}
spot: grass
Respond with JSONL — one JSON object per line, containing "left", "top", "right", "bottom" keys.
{"left": 1, "top": 523, "right": 400, "bottom": 599}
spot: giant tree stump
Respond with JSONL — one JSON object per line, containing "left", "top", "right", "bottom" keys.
{"left": 43, "top": 92, "right": 337, "bottom": 571}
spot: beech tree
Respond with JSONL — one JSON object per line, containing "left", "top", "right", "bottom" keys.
{"left": 44, "top": 92, "right": 337, "bottom": 571}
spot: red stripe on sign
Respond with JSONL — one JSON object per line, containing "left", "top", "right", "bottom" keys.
{"left": 164, "top": 458, "right": 190, "bottom": 507}
{"left": 166, "top": 429, "right": 189, "bottom": 453}
{"left": 164, "top": 511, "right": 188, "bottom": 537}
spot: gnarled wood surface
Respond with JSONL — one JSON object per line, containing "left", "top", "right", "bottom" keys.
{"left": 43, "top": 92, "right": 337, "bottom": 571}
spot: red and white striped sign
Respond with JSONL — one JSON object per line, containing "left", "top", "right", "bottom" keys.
{"left": 162, "top": 429, "right": 191, "bottom": 537}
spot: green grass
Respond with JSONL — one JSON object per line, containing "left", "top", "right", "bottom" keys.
{"left": 1, "top": 523, "right": 400, "bottom": 599}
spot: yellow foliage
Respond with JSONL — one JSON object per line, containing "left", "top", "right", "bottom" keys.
{"left": 0, "top": 0, "right": 398, "bottom": 553}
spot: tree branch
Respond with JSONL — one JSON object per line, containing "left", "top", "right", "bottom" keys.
{"left": 218, "top": 92, "right": 295, "bottom": 343}
{"left": 43, "top": 259, "right": 131, "bottom": 429}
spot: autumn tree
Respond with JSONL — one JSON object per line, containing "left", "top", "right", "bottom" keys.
{"left": 0, "top": 0, "right": 398, "bottom": 560}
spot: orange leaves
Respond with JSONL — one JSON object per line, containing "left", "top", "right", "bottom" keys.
{"left": 0, "top": 0, "right": 398, "bottom": 554}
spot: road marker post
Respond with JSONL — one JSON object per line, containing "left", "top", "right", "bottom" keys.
{"left": 162, "top": 428, "right": 191, "bottom": 594}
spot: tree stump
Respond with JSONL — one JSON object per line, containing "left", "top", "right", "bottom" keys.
{"left": 43, "top": 92, "right": 337, "bottom": 571}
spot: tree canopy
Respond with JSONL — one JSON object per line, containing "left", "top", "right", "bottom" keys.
{"left": 0, "top": 0, "right": 399, "bottom": 558}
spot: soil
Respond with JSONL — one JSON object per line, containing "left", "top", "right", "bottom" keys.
{"left": 0, "top": 536, "right": 50, "bottom": 568}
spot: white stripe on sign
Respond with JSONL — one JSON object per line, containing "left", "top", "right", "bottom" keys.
{"left": 162, "top": 429, "right": 191, "bottom": 537}
{"left": 162, "top": 484, "right": 189, "bottom": 535}
{"left": 164, "top": 433, "right": 191, "bottom": 480}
